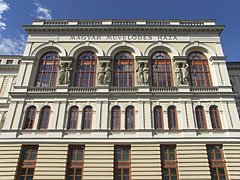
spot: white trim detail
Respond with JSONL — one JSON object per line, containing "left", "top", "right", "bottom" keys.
{"left": 106, "top": 42, "right": 142, "bottom": 56}
{"left": 31, "top": 42, "right": 67, "bottom": 57}
{"left": 69, "top": 42, "right": 104, "bottom": 57}
{"left": 144, "top": 42, "right": 179, "bottom": 57}
{"left": 181, "top": 42, "right": 217, "bottom": 57}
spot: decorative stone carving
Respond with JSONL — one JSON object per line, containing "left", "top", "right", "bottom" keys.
{"left": 136, "top": 63, "right": 144, "bottom": 85}
{"left": 175, "top": 63, "right": 189, "bottom": 85}
{"left": 58, "top": 62, "right": 72, "bottom": 85}
{"left": 97, "top": 62, "right": 105, "bottom": 85}
{"left": 104, "top": 64, "right": 111, "bottom": 85}
{"left": 143, "top": 63, "right": 150, "bottom": 85}
{"left": 65, "top": 63, "right": 72, "bottom": 85}
{"left": 137, "top": 63, "right": 150, "bottom": 85}
{"left": 58, "top": 62, "right": 66, "bottom": 85}
{"left": 97, "top": 62, "right": 112, "bottom": 85}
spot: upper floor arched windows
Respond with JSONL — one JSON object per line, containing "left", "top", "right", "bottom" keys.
{"left": 151, "top": 52, "right": 173, "bottom": 87}
{"left": 125, "top": 106, "right": 135, "bottom": 130}
{"left": 210, "top": 106, "right": 222, "bottom": 129}
{"left": 75, "top": 52, "right": 97, "bottom": 87}
{"left": 36, "top": 52, "right": 60, "bottom": 87}
{"left": 24, "top": 106, "right": 36, "bottom": 129}
{"left": 114, "top": 52, "right": 134, "bottom": 87}
{"left": 39, "top": 106, "right": 50, "bottom": 129}
{"left": 188, "top": 52, "right": 212, "bottom": 87}
{"left": 111, "top": 106, "right": 121, "bottom": 130}
{"left": 68, "top": 106, "right": 79, "bottom": 130}
{"left": 82, "top": 106, "right": 92, "bottom": 130}
{"left": 195, "top": 106, "right": 207, "bottom": 129}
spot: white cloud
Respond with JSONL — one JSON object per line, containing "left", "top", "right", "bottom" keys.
{"left": 0, "top": 0, "right": 9, "bottom": 30}
{"left": 0, "top": 35, "right": 26, "bottom": 55}
{"left": 34, "top": 2, "right": 52, "bottom": 20}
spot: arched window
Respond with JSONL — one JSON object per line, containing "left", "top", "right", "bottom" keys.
{"left": 82, "top": 106, "right": 92, "bottom": 130}
{"left": 151, "top": 52, "right": 173, "bottom": 87}
{"left": 154, "top": 106, "right": 163, "bottom": 130}
{"left": 24, "top": 106, "right": 36, "bottom": 129}
{"left": 112, "top": 106, "right": 121, "bottom": 130}
{"left": 75, "top": 52, "right": 97, "bottom": 87}
{"left": 114, "top": 52, "right": 134, "bottom": 87}
{"left": 125, "top": 106, "right": 135, "bottom": 130}
{"left": 210, "top": 106, "right": 222, "bottom": 129}
{"left": 168, "top": 106, "right": 178, "bottom": 130}
{"left": 195, "top": 106, "right": 207, "bottom": 129}
{"left": 39, "top": 106, "right": 50, "bottom": 129}
{"left": 188, "top": 52, "right": 212, "bottom": 87}
{"left": 68, "top": 106, "right": 79, "bottom": 129}
{"left": 36, "top": 52, "right": 60, "bottom": 87}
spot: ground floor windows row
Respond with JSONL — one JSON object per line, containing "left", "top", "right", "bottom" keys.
{"left": 16, "top": 144, "right": 229, "bottom": 180}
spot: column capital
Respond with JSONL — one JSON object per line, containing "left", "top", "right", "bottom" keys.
{"left": 209, "top": 56, "right": 227, "bottom": 63}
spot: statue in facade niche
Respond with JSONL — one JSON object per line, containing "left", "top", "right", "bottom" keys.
{"left": 104, "top": 65, "right": 111, "bottom": 85}
{"left": 65, "top": 63, "right": 72, "bottom": 85}
{"left": 182, "top": 63, "right": 189, "bottom": 84}
{"left": 136, "top": 63, "right": 144, "bottom": 85}
{"left": 175, "top": 63, "right": 189, "bottom": 85}
{"left": 97, "top": 62, "right": 105, "bottom": 85}
{"left": 58, "top": 62, "right": 65, "bottom": 85}
{"left": 143, "top": 63, "right": 149, "bottom": 85}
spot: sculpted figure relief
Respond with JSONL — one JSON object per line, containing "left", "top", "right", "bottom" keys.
{"left": 97, "top": 62, "right": 105, "bottom": 85}
{"left": 104, "top": 65, "right": 111, "bottom": 85}
{"left": 97, "top": 62, "right": 112, "bottom": 85}
{"left": 136, "top": 63, "right": 144, "bottom": 85}
{"left": 58, "top": 63, "right": 66, "bottom": 85}
{"left": 175, "top": 63, "right": 189, "bottom": 85}
{"left": 143, "top": 63, "right": 149, "bottom": 85}
{"left": 58, "top": 62, "right": 72, "bottom": 85}
{"left": 136, "top": 63, "right": 150, "bottom": 85}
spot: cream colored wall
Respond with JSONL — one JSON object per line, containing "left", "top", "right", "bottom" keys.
{"left": 223, "top": 144, "right": 240, "bottom": 180}
{"left": 177, "top": 144, "right": 211, "bottom": 180}
{"left": 34, "top": 144, "right": 68, "bottom": 180}
{"left": 0, "top": 144, "right": 21, "bottom": 180}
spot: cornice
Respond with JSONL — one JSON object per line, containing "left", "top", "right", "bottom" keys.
{"left": 23, "top": 25, "right": 225, "bottom": 35}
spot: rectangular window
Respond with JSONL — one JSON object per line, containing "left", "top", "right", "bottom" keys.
{"left": 161, "top": 145, "right": 179, "bottom": 180}
{"left": 6, "top": 60, "right": 13, "bottom": 64}
{"left": 207, "top": 145, "right": 229, "bottom": 180}
{"left": 114, "top": 145, "right": 131, "bottom": 180}
{"left": 66, "top": 145, "right": 85, "bottom": 180}
{"left": 17, "top": 145, "right": 38, "bottom": 180}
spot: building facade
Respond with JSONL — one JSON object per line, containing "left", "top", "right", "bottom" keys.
{"left": 0, "top": 19, "right": 239, "bottom": 180}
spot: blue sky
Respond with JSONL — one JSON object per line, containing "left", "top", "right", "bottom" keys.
{"left": 0, "top": 0, "right": 239, "bottom": 61}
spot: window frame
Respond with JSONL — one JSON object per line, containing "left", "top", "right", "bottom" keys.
{"left": 24, "top": 106, "right": 37, "bottom": 130}
{"left": 195, "top": 106, "right": 207, "bottom": 130}
{"left": 125, "top": 106, "right": 135, "bottom": 130}
{"left": 160, "top": 145, "right": 179, "bottom": 180}
{"left": 207, "top": 145, "right": 229, "bottom": 180}
{"left": 154, "top": 106, "right": 164, "bottom": 130}
{"left": 209, "top": 106, "right": 222, "bottom": 130}
{"left": 82, "top": 106, "right": 93, "bottom": 130}
{"left": 17, "top": 145, "right": 38, "bottom": 180}
{"left": 66, "top": 145, "right": 85, "bottom": 180}
{"left": 114, "top": 145, "right": 131, "bottom": 180}
{"left": 167, "top": 106, "right": 178, "bottom": 130}
{"left": 38, "top": 106, "right": 51, "bottom": 129}
{"left": 113, "top": 51, "right": 134, "bottom": 87}
{"left": 35, "top": 51, "right": 60, "bottom": 87}
{"left": 151, "top": 51, "right": 173, "bottom": 87}
{"left": 68, "top": 106, "right": 79, "bottom": 130}
{"left": 188, "top": 51, "right": 212, "bottom": 87}
{"left": 74, "top": 51, "right": 97, "bottom": 87}
{"left": 111, "top": 106, "right": 121, "bottom": 130}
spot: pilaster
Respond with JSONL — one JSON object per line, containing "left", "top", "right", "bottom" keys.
{"left": 2, "top": 101, "right": 17, "bottom": 130}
